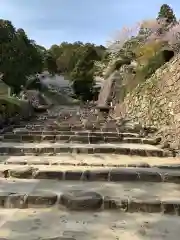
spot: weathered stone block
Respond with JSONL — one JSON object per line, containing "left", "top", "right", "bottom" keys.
{"left": 103, "top": 196, "right": 120, "bottom": 209}
{"left": 94, "top": 147, "right": 115, "bottom": 154}
{"left": 26, "top": 191, "right": 58, "bottom": 207}
{"left": 110, "top": 169, "right": 139, "bottom": 181}
{"left": 34, "top": 170, "right": 63, "bottom": 180}
{"left": 128, "top": 199, "right": 162, "bottom": 213}
{"left": 59, "top": 190, "right": 103, "bottom": 210}
{"left": 70, "top": 135, "right": 89, "bottom": 143}
{"left": 5, "top": 193, "right": 26, "bottom": 208}
{"left": 138, "top": 169, "right": 162, "bottom": 182}
{"left": 9, "top": 167, "right": 35, "bottom": 179}
{"left": 84, "top": 170, "right": 109, "bottom": 181}
{"left": 162, "top": 200, "right": 178, "bottom": 215}
{"left": 163, "top": 172, "right": 180, "bottom": 183}
{"left": 65, "top": 170, "right": 83, "bottom": 180}
{"left": 0, "top": 192, "right": 11, "bottom": 207}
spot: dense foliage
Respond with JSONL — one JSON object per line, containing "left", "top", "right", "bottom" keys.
{"left": 46, "top": 42, "right": 106, "bottom": 100}
{"left": 0, "top": 20, "right": 45, "bottom": 93}
{"left": 70, "top": 46, "right": 98, "bottom": 101}
{"left": 48, "top": 42, "right": 105, "bottom": 75}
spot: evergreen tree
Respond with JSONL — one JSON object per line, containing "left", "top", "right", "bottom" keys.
{"left": 157, "top": 4, "right": 177, "bottom": 25}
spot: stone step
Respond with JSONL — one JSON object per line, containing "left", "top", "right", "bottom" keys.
{"left": 123, "top": 137, "right": 158, "bottom": 145}
{"left": 0, "top": 178, "right": 180, "bottom": 214}
{"left": 12, "top": 124, "right": 81, "bottom": 131}
{"left": 0, "top": 165, "right": 179, "bottom": 183}
{"left": 0, "top": 142, "right": 164, "bottom": 156}
{"left": 0, "top": 209, "right": 180, "bottom": 239}
{"left": 1, "top": 134, "right": 157, "bottom": 145}
{"left": 7, "top": 130, "right": 139, "bottom": 138}
{"left": 3, "top": 155, "right": 180, "bottom": 169}
{"left": 11, "top": 124, "right": 143, "bottom": 133}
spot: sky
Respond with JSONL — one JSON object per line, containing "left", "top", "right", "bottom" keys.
{"left": 0, "top": 0, "right": 180, "bottom": 49}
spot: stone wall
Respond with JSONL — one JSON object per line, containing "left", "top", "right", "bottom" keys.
{"left": 116, "top": 54, "right": 180, "bottom": 149}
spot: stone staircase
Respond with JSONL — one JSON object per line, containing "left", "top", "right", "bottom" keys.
{"left": 0, "top": 105, "right": 180, "bottom": 239}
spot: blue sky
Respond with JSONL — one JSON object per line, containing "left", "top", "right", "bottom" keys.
{"left": 0, "top": 0, "right": 180, "bottom": 49}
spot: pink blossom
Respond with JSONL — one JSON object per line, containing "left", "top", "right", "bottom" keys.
{"left": 107, "top": 22, "right": 141, "bottom": 52}
{"left": 163, "top": 22, "right": 180, "bottom": 44}
{"left": 107, "top": 17, "right": 180, "bottom": 53}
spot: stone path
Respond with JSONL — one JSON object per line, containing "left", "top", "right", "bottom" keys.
{"left": 0, "top": 105, "right": 180, "bottom": 239}
{"left": 1, "top": 209, "right": 180, "bottom": 240}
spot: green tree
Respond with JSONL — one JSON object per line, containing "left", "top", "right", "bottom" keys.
{"left": 35, "top": 44, "right": 47, "bottom": 69}
{"left": 71, "top": 68, "right": 94, "bottom": 101}
{"left": 56, "top": 42, "right": 84, "bottom": 74}
{"left": 44, "top": 54, "right": 57, "bottom": 75}
{"left": 49, "top": 44, "right": 62, "bottom": 59}
{"left": 157, "top": 4, "right": 177, "bottom": 25}
{"left": 70, "top": 46, "right": 100, "bottom": 101}
{"left": 47, "top": 41, "right": 106, "bottom": 76}
{"left": 0, "top": 20, "right": 43, "bottom": 93}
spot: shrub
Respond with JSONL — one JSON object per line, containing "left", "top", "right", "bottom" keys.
{"left": 134, "top": 40, "right": 164, "bottom": 65}
{"left": 136, "top": 51, "right": 165, "bottom": 79}
{"left": 0, "top": 96, "right": 23, "bottom": 118}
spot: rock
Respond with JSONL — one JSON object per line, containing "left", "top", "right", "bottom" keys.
{"left": 9, "top": 167, "right": 36, "bottom": 178}
{"left": 0, "top": 191, "right": 14, "bottom": 207}
{"left": 13, "top": 128, "right": 28, "bottom": 133}
{"left": 5, "top": 193, "right": 26, "bottom": 208}
{"left": 162, "top": 142, "right": 171, "bottom": 149}
{"left": 120, "top": 121, "right": 143, "bottom": 133}
{"left": 144, "top": 126, "right": 158, "bottom": 133}
{"left": 155, "top": 137, "right": 162, "bottom": 144}
{"left": 26, "top": 190, "right": 58, "bottom": 207}
{"left": 59, "top": 190, "right": 103, "bottom": 210}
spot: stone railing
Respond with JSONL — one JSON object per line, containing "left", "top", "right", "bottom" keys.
{"left": 96, "top": 71, "right": 121, "bottom": 110}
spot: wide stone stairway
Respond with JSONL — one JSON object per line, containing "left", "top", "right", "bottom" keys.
{"left": 0, "top": 105, "right": 180, "bottom": 239}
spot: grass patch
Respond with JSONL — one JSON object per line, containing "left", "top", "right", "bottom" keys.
{"left": 0, "top": 96, "right": 26, "bottom": 117}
